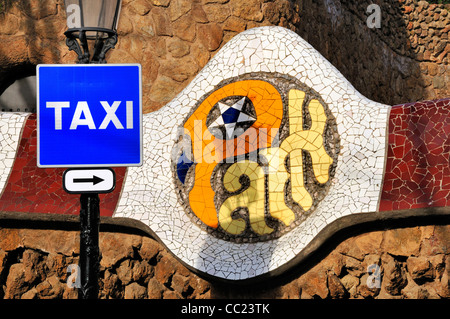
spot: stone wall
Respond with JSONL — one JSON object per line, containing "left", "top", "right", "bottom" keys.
{"left": 0, "top": 0, "right": 448, "bottom": 111}
{"left": 294, "top": 0, "right": 449, "bottom": 105}
{"left": 0, "top": 222, "right": 448, "bottom": 299}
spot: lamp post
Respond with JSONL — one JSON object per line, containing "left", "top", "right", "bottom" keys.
{"left": 64, "top": 0, "right": 122, "bottom": 64}
{"left": 63, "top": 0, "right": 122, "bottom": 299}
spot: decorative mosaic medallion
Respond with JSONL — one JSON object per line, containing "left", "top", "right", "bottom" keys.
{"left": 116, "top": 26, "right": 393, "bottom": 281}
{"left": 172, "top": 73, "right": 340, "bottom": 243}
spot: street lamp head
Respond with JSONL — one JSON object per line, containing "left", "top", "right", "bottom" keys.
{"left": 64, "top": 0, "right": 122, "bottom": 64}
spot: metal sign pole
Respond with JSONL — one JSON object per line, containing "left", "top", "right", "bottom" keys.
{"left": 79, "top": 193, "right": 100, "bottom": 299}
{"left": 61, "top": 168, "right": 116, "bottom": 299}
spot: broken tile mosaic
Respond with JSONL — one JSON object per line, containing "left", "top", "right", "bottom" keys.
{"left": 379, "top": 98, "right": 450, "bottom": 211}
{"left": 173, "top": 72, "right": 339, "bottom": 243}
{"left": 114, "top": 27, "right": 392, "bottom": 280}
{"left": 0, "top": 114, "right": 126, "bottom": 216}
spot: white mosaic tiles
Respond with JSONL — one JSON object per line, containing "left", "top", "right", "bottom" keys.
{"left": 114, "top": 27, "right": 390, "bottom": 281}
{"left": 0, "top": 112, "right": 28, "bottom": 196}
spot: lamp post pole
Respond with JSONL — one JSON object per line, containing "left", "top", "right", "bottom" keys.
{"left": 79, "top": 193, "right": 100, "bottom": 299}
{"left": 63, "top": 0, "right": 122, "bottom": 299}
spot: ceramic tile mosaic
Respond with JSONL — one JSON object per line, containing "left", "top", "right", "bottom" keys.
{"left": 0, "top": 26, "right": 449, "bottom": 281}
{"left": 0, "top": 114, "right": 126, "bottom": 216}
{"left": 114, "top": 26, "right": 392, "bottom": 280}
{"left": 0, "top": 112, "right": 28, "bottom": 194}
{"left": 379, "top": 99, "right": 450, "bottom": 211}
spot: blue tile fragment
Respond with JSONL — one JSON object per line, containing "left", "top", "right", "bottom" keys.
{"left": 177, "top": 151, "right": 194, "bottom": 184}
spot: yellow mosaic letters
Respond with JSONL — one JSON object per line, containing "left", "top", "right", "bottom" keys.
{"left": 277, "top": 90, "right": 332, "bottom": 212}
{"left": 220, "top": 161, "right": 273, "bottom": 235}
{"left": 259, "top": 147, "right": 296, "bottom": 226}
{"left": 282, "top": 94, "right": 332, "bottom": 185}
{"left": 218, "top": 89, "right": 333, "bottom": 235}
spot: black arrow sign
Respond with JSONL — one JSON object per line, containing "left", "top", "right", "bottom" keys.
{"left": 73, "top": 175, "right": 104, "bottom": 185}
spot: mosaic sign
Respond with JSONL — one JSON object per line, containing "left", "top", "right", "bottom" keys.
{"left": 0, "top": 27, "right": 449, "bottom": 281}
{"left": 173, "top": 73, "right": 340, "bottom": 242}
{"left": 112, "top": 26, "right": 424, "bottom": 281}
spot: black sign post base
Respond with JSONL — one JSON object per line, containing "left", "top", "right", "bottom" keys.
{"left": 79, "top": 193, "right": 100, "bottom": 299}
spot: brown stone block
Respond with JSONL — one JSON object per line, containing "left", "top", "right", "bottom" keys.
{"left": 297, "top": 265, "right": 329, "bottom": 299}
{"left": 191, "top": 3, "right": 209, "bottom": 23}
{"left": 169, "top": 0, "right": 191, "bottom": 21}
{"left": 35, "top": 275, "right": 64, "bottom": 299}
{"left": 100, "top": 232, "right": 141, "bottom": 268}
{"left": 117, "top": 13, "right": 134, "bottom": 36}
{"left": 154, "top": 253, "right": 176, "bottom": 285}
{"left": 420, "top": 225, "right": 450, "bottom": 256}
{"left": 197, "top": 23, "right": 223, "bottom": 51}
{"left": 147, "top": 277, "right": 165, "bottom": 298}
{"left": 327, "top": 273, "right": 348, "bottom": 298}
{"left": 173, "top": 14, "right": 197, "bottom": 42}
{"left": 0, "top": 36, "right": 29, "bottom": 67}
{"left": 381, "top": 254, "right": 407, "bottom": 296}
{"left": 140, "top": 236, "right": 161, "bottom": 262}
{"left": 230, "top": 0, "right": 264, "bottom": 22}
{"left": 124, "top": 282, "right": 147, "bottom": 299}
{"left": 160, "top": 57, "right": 198, "bottom": 82}
{"left": 263, "top": 2, "right": 281, "bottom": 25}
{"left": 203, "top": 3, "right": 231, "bottom": 23}
{"left": 407, "top": 256, "right": 434, "bottom": 283}
{"left": 129, "top": 0, "right": 152, "bottom": 16}
{"left": 19, "top": 0, "right": 58, "bottom": 20}
{"left": 167, "top": 37, "right": 191, "bottom": 58}
{"left": 0, "top": 13, "right": 21, "bottom": 35}
{"left": 382, "top": 227, "right": 421, "bottom": 257}
{"left": 223, "top": 16, "right": 246, "bottom": 33}
{"left": 0, "top": 228, "right": 22, "bottom": 251}
{"left": 4, "top": 263, "right": 27, "bottom": 299}
{"left": 149, "top": 75, "right": 186, "bottom": 106}
{"left": 150, "top": 0, "right": 170, "bottom": 7}
{"left": 21, "top": 229, "right": 79, "bottom": 256}
{"left": 152, "top": 7, "right": 173, "bottom": 36}
{"left": 140, "top": 50, "right": 160, "bottom": 84}
{"left": 191, "top": 42, "right": 211, "bottom": 69}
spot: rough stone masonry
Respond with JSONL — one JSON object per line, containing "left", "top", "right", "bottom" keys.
{"left": 0, "top": 223, "right": 448, "bottom": 299}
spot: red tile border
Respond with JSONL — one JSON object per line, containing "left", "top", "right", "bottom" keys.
{"left": 0, "top": 114, "right": 126, "bottom": 217}
{"left": 379, "top": 98, "right": 450, "bottom": 211}
{"left": 1, "top": 98, "right": 449, "bottom": 218}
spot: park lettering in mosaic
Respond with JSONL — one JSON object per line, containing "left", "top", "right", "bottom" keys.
{"left": 173, "top": 73, "right": 340, "bottom": 242}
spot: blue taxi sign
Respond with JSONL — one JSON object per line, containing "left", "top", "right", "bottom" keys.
{"left": 37, "top": 64, "right": 142, "bottom": 167}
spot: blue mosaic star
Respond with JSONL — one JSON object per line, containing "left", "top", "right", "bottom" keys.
{"left": 207, "top": 97, "right": 256, "bottom": 139}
